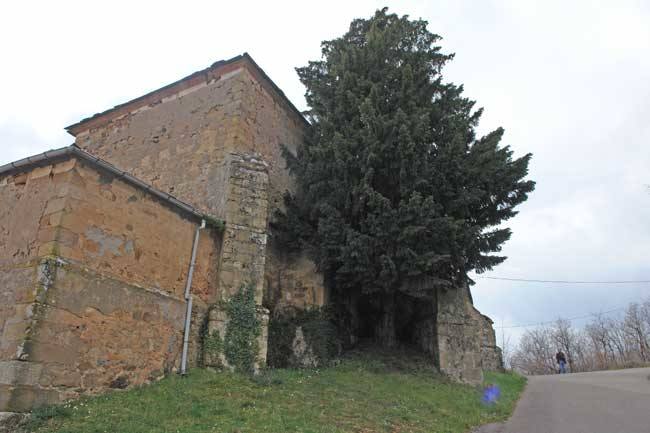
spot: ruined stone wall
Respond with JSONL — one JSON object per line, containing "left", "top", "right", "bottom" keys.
{"left": 436, "top": 285, "right": 484, "bottom": 384}
{"left": 475, "top": 309, "right": 504, "bottom": 372}
{"left": 0, "top": 158, "right": 221, "bottom": 411}
{"left": 435, "top": 285, "right": 504, "bottom": 384}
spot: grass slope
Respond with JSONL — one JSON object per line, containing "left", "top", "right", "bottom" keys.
{"left": 28, "top": 351, "right": 525, "bottom": 433}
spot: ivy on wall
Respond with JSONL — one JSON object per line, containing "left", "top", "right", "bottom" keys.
{"left": 223, "top": 284, "right": 261, "bottom": 374}
{"left": 202, "top": 283, "right": 261, "bottom": 374}
{"left": 202, "top": 329, "right": 224, "bottom": 368}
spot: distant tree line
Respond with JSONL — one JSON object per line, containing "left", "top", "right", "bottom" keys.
{"left": 508, "top": 298, "right": 650, "bottom": 375}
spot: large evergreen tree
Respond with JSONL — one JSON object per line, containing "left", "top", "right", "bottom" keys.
{"left": 276, "top": 8, "right": 535, "bottom": 347}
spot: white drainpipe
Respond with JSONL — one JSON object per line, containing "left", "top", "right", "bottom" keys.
{"left": 180, "top": 219, "right": 206, "bottom": 375}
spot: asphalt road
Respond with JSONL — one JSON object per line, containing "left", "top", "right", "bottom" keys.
{"left": 476, "top": 367, "right": 650, "bottom": 433}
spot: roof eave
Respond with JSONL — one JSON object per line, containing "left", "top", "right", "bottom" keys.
{"left": 0, "top": 145, "right": 209, "bottom": 222}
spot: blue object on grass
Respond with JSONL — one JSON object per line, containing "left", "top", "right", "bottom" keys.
{"left": 482, "top": 384, "right": 501, "bottom": 405}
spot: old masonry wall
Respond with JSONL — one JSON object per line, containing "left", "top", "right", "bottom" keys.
{"left": 68, "top": 57, "right": 499, "bottom": 383}
{"left": 0, "top": 157, "right": 221, "bottom": 411}
{"left": 74, "top": 64, "right": 327, "bottom": 314}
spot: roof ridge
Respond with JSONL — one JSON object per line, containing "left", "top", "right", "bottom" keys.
{"left": 65, "top": 53, "right": 308, "bottom": 136}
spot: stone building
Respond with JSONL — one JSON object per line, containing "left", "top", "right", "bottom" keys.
{"left": 0, "top": 53, "right": 501, "bottom": 412}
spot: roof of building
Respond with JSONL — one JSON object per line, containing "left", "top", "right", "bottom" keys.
{"left": 65, "top": 53, "right": 309, "bottom": 136}
{"left": 0, "top": 145, "right": 208, "bottom": 222}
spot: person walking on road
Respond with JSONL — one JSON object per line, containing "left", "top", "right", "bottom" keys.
{"left": 556, "top": 350, "right": 567, "bottom": 374}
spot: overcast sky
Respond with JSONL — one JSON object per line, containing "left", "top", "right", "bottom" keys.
{"left": 2, "top": 0, "right": 649, "bottom": 346}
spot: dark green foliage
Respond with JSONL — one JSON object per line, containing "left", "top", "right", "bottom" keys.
{"left": 275, "top": 8, "right": 534, "bottom": 338}
{"left": 195, "top": 284, "right": 262, "bottom": 375}
{"left": 267, "top": 307, "right": 339, "bottom": 368}
{"left": 200, "top": 285, "right": 260, "bottom": 373}
{"left": 203, "top": 214, "right": 226, "bottom": 233}
{"left": 203, "top": 329, "right": 224, "bottom": 368}
{"left": 24, "top": 404, "right": 72, "bottom": 431}
{"left": 222, "top": 284, "right": 261, "bottom": 374}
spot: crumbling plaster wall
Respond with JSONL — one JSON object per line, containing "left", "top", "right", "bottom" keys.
{"left": 75, "top": 65, "right": 326, "bottom": 311}
{"left": 0, "top": 158, "right": 221, "bottom": 411}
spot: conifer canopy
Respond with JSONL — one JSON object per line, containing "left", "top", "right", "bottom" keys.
{"left": 276, "top": 8, "right": 535, "bottom": 304}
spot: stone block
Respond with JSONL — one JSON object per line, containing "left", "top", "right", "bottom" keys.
{"left": 43, "top": 197, "right": 67, "bottom": 215}
{"left": 0, "top": 411, "right": 29, "bottom": 433}
{"left": 26, "top": 341, "right": 80, "bottom": 365}
{"left": 27, "top": 165, "right": 53, "bottom": 181}
{"left": 0, "top": 361, "right": 43, "bottom": 386}
{"left": 37, "top": 242, "right": 58, "bottom": 257}
{"left": 39, "top": 364, "right": 82, "bottom": 388}
{"left": 0, "top": 384, "right": 61, "bottom": 412}
{"left": 52, "top": 158, "right": 77, "bottom": 175}
{"left": 44, "top": 211, "right": 65, "bottom": 228}
{"left": 0, "top": 321, "right": 29, "bottom": 346}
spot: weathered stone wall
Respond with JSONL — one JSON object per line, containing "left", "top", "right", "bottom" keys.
{"left": 0, "top": 158, "right": 221, "bottom": 411}
{"left": 0, "top": 165, "right": 61, "bottom": 265}
{"left": 264, "top": 249, "right": 327, "bottom": 311}
{"left": 204, "top": 152, "right": 271, "bottom": 370}
{"left": 2, "top": 260, "right": 188, "bottom": 412}
{"left": 53, "top": 160, "right": 220, "bottom": 303}
{"left": 76, "top": 68, "right": 250, "bottom": 220}
{"left": 1, "top": 158, "right": 81, "bottom": 367}
{"left": 0, "top": 266, "right": 37, "bottom": 364}
{"left": 217, "top": 153, "right": 269, "bottom": 302}
{"left": 74, "top": 64, "right": 327, "bottom": 312}
{"left": 235, "top": 66, "right": 327, "bottom": 312}
{"left": 436, "top": 285, "right": 504, "bottom": 383}
{"left": 475, "top": 309, "right": 504, "bottom": 372}
{"left": 436, "top": 285, "right": 484, "bottom": 384}
{"left": 76, "top": 67, "right": 300, "bottom": 219}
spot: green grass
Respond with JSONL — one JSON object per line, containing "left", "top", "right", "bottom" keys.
{"left": 27, "top": 351, "right": 525, "bottom": 433}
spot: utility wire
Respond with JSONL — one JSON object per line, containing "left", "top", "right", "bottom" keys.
{"left": 496, "top": 307, "right": 626, "bottom": 329}
{"left": 478, "top": 276, "right": 650, "bottom": 284}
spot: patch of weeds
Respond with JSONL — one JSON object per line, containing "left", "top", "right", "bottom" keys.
{"left": 249, "top": 370, "right": 284, "bottom": 387}
{"left": 24, "top": 401, "right": 74, "bottom": 430}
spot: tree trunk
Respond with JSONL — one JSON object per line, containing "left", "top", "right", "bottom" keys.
{"left": 375, "top": 291, "right": 397, "bottom": 348}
